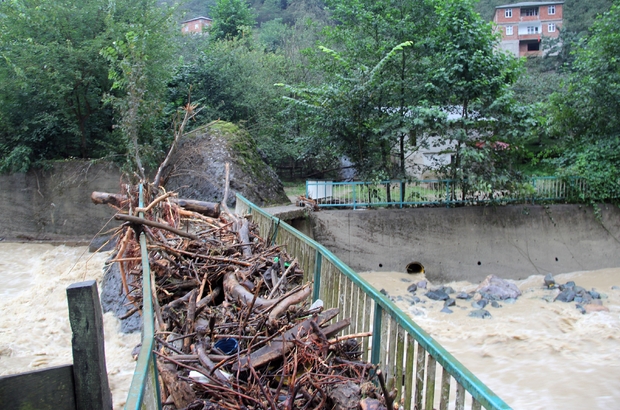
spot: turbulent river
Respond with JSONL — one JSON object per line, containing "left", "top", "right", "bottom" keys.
{"left": 1, "top": 242, "right": 619, "bottom": 409}
{"left": 361, "top": 269, "right": 620, "bottom": 409}
{"left": 0, "top": 243, "right": 140, "bottom": 410}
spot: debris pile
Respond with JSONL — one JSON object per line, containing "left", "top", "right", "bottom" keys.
{"left": 104, "top": 186, "right": 391, "bottom": 410}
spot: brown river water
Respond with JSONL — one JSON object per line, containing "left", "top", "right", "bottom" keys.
{"left": 0, "top": 243, "right": 140, "bottom": 410}
{"left": 1, "top": 242, "right": 619, "bottom": 409}
{"left": 360, "top": 269, "right": 620, "bottom": 409}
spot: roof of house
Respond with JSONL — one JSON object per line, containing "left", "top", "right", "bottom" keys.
{"left": 181, "top": 16, "right": 213, "bottom": 24}
{"left": 495, "top": 1, "right": 564, "bottom": 9}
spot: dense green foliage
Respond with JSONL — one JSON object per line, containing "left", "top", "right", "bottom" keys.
{"left": 0, "top": 0, "right": 180, "bottom": 174}
{"left": 1, "top": 0, "right": 619, "bottom": 204}
{"left": 548, "top": 2, "right": 620, "bottom": 201}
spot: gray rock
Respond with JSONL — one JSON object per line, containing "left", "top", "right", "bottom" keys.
{"left": 612, "top": 286, "right": 620, "bottom": 291}
{"left": 589, "top": 290, "right": 601, "bottom": 299}
{"left": 542, "top": 295, "right": 555, "bottom": 303}
{"left": 544, "top": 273, "right": 556, "bottom": 288}
{"left": 100, "top": 262, "right": 142, "bottom": 333}
{"left": 417, "top": 280, "right": 428, "bottom": 289}
{"left": 555, "top": 289, "right": 576, "bottom": 303}
{"left": 573, "top": 286, "right": 586, "bottom": 295}
{"left": 425, "top": 289, "right": 449, "bottom": 301}
{"left": 380, "top": 288, "right": 389, "bottom": 296}
{"left": 412, "top": 296, "right": 421, "bottom": 304}
{"left": 559, "top": 281, "right": 576, "bottom": 291}
{"left": 491, "top": 300, "right": 502, "bottom": 308}
{"left": 469, "top": 309, "right": 492, "bottom": 319}
{"left": 89, "top": 234, "right": 117, "bottom": 253}
{"left": 166, "top": 122, "right": 289, "bottom": 207}
{"left": 440, "top": 307, "right": 453, "bottom": 314}
{"left": 476, "top": 275, "right": 521, "bottom": 300}
{"left": 504, "top": 298, "right": 516, "bottom": 304}
{"left": 441, "top": 286, "right": 455, "bottom": 294}
{"left": 575, "top": 304, "right": 586, "bottom": 314}
{"left": 456, "top": 292, "right": 471, "bottom": 300}
{"left": 407, "top": 283, "right": 418, "bottom": 293}
{"left": 444, "top": 298, "right": 456, "bottom": 307}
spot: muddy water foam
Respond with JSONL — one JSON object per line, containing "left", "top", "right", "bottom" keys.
{"left": 0, "top": 243, "right": 140, "bottom": 410}
{"left": 360, "top": 268, "right": 620, "bottom": 409}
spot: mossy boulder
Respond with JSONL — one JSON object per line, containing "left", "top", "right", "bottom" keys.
{"left": 163, "top": 121, "right": 289, "bottom": 207}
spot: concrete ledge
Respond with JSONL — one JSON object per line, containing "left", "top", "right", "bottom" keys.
{"left": 311, "top": 204, "right": 620, "bottom": 283}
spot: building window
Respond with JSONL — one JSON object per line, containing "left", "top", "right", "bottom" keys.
{"left": 194, "top": 23, "right": 199, "bottom": 29}
{"left": 505, "top": 8, "right": 512, "bottom": 18}
{"left": 184, "top": 26, "right": 189, "bottom": 32}
{"left": 506, "top": 26, "right": 513, "bottom": 35}
{"left": 521, "top": 7, "right": 539, "bottom": 17}
{"left": 527, "top": 42, "right": 540, "bottom": 51}
{"left": 548, "top": 5, "right": 556, "bottom": 15}
{"left": 548, "top": 23, "right": 556, "bottom": 32}
{"left": 527, "top": 26, "right": 540, "bottom": 34}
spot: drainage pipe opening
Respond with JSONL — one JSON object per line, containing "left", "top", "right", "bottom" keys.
{"left": 406, "top": 261, "right": 424, "bottom": 274}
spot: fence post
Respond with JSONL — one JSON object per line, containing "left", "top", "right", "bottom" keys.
{"left": 400, "top": 181, "right": 405, "bottom": 208}
{"left": 352, "top": 183, "right": 357, "bottom": 210}
{"left": 66, "top": 280, "right": 113, "bottom": 410}
{"left": 371, "top": 303, "right": 383, "bottom": 365}
{"left": 313, "top": 251, "right": 322, "bottom": 302}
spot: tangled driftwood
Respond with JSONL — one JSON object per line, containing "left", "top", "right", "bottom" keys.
{"left": 95, "top": 183, "right": 391, "bottom": 410}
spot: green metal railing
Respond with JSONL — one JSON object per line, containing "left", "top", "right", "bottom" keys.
{"left": 306, "top": 176, "right": 598, "bottom": 209}
{"left": 125, "top": 185, "right": 161, "bottom": 410}
{"left": 236, "top": 194, "right": 511, "bottom": 410}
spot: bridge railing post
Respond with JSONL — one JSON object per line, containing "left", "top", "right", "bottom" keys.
{"left": 66, "top": 280, "right": 113, "bottom": 410}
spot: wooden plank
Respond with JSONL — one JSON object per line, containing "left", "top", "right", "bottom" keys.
{"left": 404, "top": 336, "right": 415, "bottom": 410}
{"left": 439, "top": 367, "right": 451, "bottom": 410}
{"left": 0, "top": 365, "right": 76, "bottom": 410}
{"left": 415, "top": 343, "right": 425, "bottom": 409}
{"left": 395, "top": 325, "right": 405, "bottom": 403}
{"left": 66, "top": 280, "right": 113, "bottom": 410}
{"left": 425, "top": 356, "right": 437, "bottom": 410}
{"left": 455, "top": 383, "right": 466, "bottom": 410}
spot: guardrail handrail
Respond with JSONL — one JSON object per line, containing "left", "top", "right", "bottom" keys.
{"left": 125, "top": 185, "right": 161, "bottom": 410}
{"left": 236, "top": 194, "right": 511, "bottom": 410}
{"left": 305, "top": 176, "right": 605, "bottom": 209}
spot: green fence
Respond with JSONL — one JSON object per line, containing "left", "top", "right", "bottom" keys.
{"left": 124, "top": 185, "right": 161, "bottom": 410}
{"left": 306, "top": 176, "right": 596, "bottom": 209}
{"left": 235, "top": 194, "right": 511, "bottom": 410}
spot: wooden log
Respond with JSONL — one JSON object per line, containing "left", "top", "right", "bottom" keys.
{"left": 66, "top": 280, "right": 113, "bottom": 410}
{"left": 223, "top": 271, "right": 277, "bottom": 310}
{"left": 267, "top": 285, "right": 312, "bottom": 326}
{"left": 158, "top": 362, "right": 196, "bottom": 408}
{"left": 90, "top": 191, "right": 128, "bottom": 207}
{"left": 114, "top": 213, "right": 199, "bottom": 240}
{"left": 172, "top": 198, "right": 221, "bottom": 218}
{"left": 235, "top": 308, "right": 340, "bottom": 370}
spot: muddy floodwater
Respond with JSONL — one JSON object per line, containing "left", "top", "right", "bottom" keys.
{"left": 2, "top": 241, "right": 619, "bottom": 409}
{"left": 361, "top": 268, "right": 620, "bottom": 409}
{"left": 0, "top": 243, "right": 140, "bottom": 410}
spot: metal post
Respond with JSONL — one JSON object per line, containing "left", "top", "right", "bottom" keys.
{"left": 313, "top": 251, "right": 322, "bottom": 302}
{"left": 371, "top": 303, "right": 383, "bottom": 365}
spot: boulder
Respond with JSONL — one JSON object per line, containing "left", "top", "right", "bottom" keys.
{"left": 476, "top": 274, "right": 522, "bottom": 300}
{"left": 164, "top": 122, "right": 289, "bottom": 207}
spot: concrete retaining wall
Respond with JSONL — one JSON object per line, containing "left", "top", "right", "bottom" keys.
{"left": 311, "top": 204, "right": 620, "bottom": 282}
{"left": 0, "top": 161, "right": 122, "bottom": 242}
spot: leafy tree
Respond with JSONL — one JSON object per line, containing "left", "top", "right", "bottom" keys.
{"left": 548, "top": 1, "right": 620, "bottom": 202}
{"left": 100, "top": 0, "right": 179, "bottom": 178}
{"left": 209, "top": 0, "right": 256, "bottom": 40}
{"left": 168, "top": 36, "right": 289, "bottom": 163}
{"left": 0, "top": 0, "right": 114, "bottom": 172}
{"left": 429, "top": 0, "right": 522, "bottom": 197}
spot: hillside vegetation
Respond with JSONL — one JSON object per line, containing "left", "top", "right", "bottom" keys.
{"left": 0, "top": 0, "right": 619, "bottom": 205}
